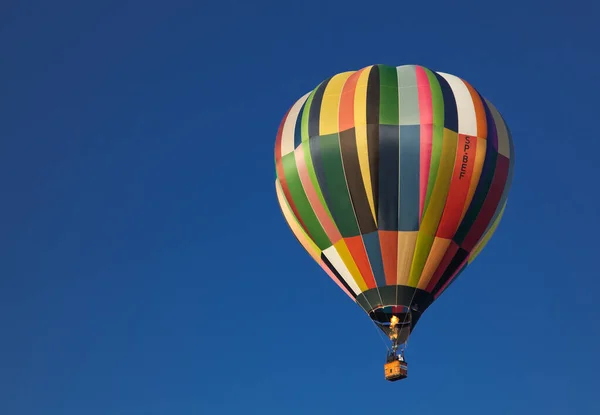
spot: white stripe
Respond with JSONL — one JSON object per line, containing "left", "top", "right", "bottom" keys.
{"left": 485, "top": 99, "right": 511, "bottom": 158}
{"left": 438, "top": 72, "right": 478, "bottom": 137}
{"left": 397, "top": 65, "right": 420, "bottom": 125}
{"left": 281, "top": 92, "right": 310, "bottom": 156}
{"left": 322, "top": 246, "right": 362, "bottom": 295}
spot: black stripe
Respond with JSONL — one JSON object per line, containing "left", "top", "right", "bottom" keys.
{"left": 339, "top": 128, "right": 377, "bottom": 234}
{"left": 321, "top": 253, "right": 357, "bottom": 298}
{"left": 366, "top": 66, "right": 380, "bottom": 217}
{"left": 434, "top": 72, "right": 458, "bottom": 132}
{"left": 431, "top": 248, "right": 469, "bottom": 295}
{"left": 308, "top": 78, "right": 331, "bottom": 138}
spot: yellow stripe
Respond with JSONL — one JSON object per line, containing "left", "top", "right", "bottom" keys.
{"left": 469, "top": 202, "right": 506, "bottom": 263}
{"left": 333, "top": 239, "right": 369, "bottom": 292}
{"left": 319, "top": 72, "right": 354, "bottom": 135}
{"left": 460, "top": 137, "right": 487, "bottom": 222}
{"left": 396, "top": 232, "right": 418, "bottom": 285}
{"left": 275, "top": 180, "right": 321, "bottom": 263}
{"left": 409, "top": 128, "right": 459, "bottom": 287}
{"left": 354, "top": 67, "right": 377, "bottom": 224}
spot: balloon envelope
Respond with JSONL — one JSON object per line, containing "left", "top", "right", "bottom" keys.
{"left": 274, "top": 64, "right": 514, "bottom": 334}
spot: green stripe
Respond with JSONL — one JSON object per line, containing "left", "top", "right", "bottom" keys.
{"left": 422, "top": 68, "right": 444, "bottom": 216}
{"left": 410, "top": 233, "right": 435, "bottom": 284}
{"left": 301, "top": 90, "right": 315, "bottom": 142}
{"left": 282, "top": 152, "right": 331, "bottom": 249}
{"left": 302, "top": 140, "right": 337, "bottom": 225}
{"left": 378, "top": 65, "right": 399, "bottom": 125}
{"left": 319, "top": 133, "right": 360, "bottom": 237}
{"left": 300, "top": 91, "right": 337, "bottom": 225}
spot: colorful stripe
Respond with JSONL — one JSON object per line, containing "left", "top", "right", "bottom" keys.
{"left": 354, "top": 68, "right": 377, "bottom": 224}
{"left": 416, "top": 66, "right": 434, "bottom": 222}
{"left": 276, "top": 180, "right": 355, "bottom": 300}
{"left": 275, "top": 63, "right": 515, "bottom": 316}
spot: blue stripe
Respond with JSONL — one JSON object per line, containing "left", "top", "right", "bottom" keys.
{"left": 378, "top": 124, "right": 400, "bottom": 231}
{"left": 294, "top": 100, "right": 306, "bottom": 149}
{"left": 363, "top": 231, "right": 387, "bottom": 287}
{"left": 398, "top": 125, "right": 420, "bottom": 231}
{"left": 434, "top": 73, "right": 458, "bottom": 132}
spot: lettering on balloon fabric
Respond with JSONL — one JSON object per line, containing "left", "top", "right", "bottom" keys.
{"left": 459, "top": 136, "right": 472, "bottom": 180}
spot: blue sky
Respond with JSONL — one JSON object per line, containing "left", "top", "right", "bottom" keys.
{"left": 1, "top": 1, "right": 599, "bottom": 414}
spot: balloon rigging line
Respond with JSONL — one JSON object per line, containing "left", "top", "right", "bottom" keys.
{"left": 359, "top": 293, "right": 390, "bottom": 351}
{"left": 370, "top": 317, "right": 391, "bottom": 351}
{"left": 399, "top": 284, "right": 420, "bottom": 351}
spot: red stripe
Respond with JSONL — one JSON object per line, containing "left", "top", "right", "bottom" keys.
{"left": 345, "top": 236, "right": 377, "bottom": 289}
{"left": 379, "top": 231, "right": 398, "bottom": 286}
{"left": 437, "top": 134, "right": 478, "bottom": 238}
{"left": 461, "top": 155, "right": 510, "bottom": 251}
{"left": 339, "top": 69, "right": 364, "bottom": 131}
{"left": 274, "top": 107, "right": 290, "bottom": 164}
{"left": 416, "top": 66, "right": 433, "bottom": 221}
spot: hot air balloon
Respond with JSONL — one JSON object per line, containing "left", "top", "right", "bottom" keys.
{"left": 274, "top": 64, "right": 514, "bottom": 382}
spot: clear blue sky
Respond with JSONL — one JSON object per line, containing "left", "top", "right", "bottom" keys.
{"left": 1, "top": 1, "right": 598, "bottom": 414}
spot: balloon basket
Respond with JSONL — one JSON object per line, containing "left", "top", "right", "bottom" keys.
{"left": 384, "top": 358, "right": 408, "bottom": 382}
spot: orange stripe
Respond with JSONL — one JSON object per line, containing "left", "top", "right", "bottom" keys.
{"left": 459, "top": 81, "right": 487, "bottom": 224}
{"left": 345, "top": 236, "right": 377, "bottom": 289}
{"left": 379, "top": 231, "right": 398, "bottom": 286}
{"left": 463, "top": 80, "right": 487, "bottom": 139}
{"left": 338, "top": 69, "right": 364, "bottom": 131}
{"left": 460, "top": 137, "right": 486, "bottom": 223}
{"left": 436, "top": 134, "right": 478, "bottom": 238}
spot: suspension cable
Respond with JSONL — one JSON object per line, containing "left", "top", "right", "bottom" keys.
{"left": 398, "top": 285, "right": 420, "bottom": 351}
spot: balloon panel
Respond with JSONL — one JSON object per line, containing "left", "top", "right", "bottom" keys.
{"left": 274, "top": 64, "right": 514, "bottom": 320}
